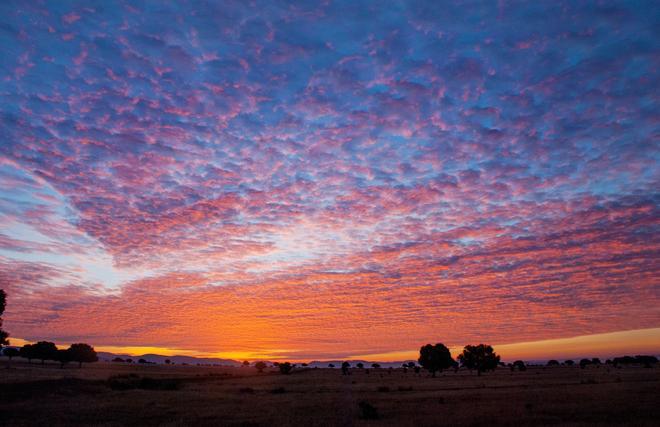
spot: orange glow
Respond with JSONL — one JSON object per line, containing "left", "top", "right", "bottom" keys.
{"left": 11, "top": 328, "right": 659, "bottom": 363}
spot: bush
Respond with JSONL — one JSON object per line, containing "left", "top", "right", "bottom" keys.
{"left": 358, "top": 401, "right": 379, "bottom": 420}
{"left": 278, "top": 362, "right": 293, "bottom": 375}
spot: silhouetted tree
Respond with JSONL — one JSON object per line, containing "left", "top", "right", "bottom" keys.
{"left": 33, "top": 341, "right": 58, "bottom": 365}
{"left": 357, "top": 362, "right": 364, "bottom": 369}
{"left": 457, "top": 344, "right": 500, "bottom": 376}
{"left": 255, "top": 361, "right": 267, "bottom": 373}
{"left": 414, "top": 366, "right": 421, "bottom": 374}
{"left": 138, "top": 358, "right": 147, "bottom": 364}
{"left": 112, "top": 357, "right": 125, "bottom": 363}
{"left": 612, "top": 356, "right": 635, "bottom": 366}
{"left": 564, "top": 360, "right": 574, "bottom": 366}
{"left": 279, "top": 362, "right": 293, "bottom": 374}
{"left": 20, "top": 344, "right": 36, "bottom": 363}
{"left": 512, "top": 360, "right": 526, "bottom": 371}
{"left": 0, "top": 289, "right": 9, "bottom": 346}
{"left": 546, "top": 360, "right": 560, "bottom": 367}
{"left": 4, "top": 347, "right": 19, "bottom": 368}
{"left": 301, "top": 363, "right": 308, "bottom": 367}
{"left": 591, "top": 358, "right": 601, "bottom": 366}
{"left": 328, "top": 363, "right": 335, "bottom": 368}
{"left": 126, "top": 358, "right": 133, "bottom": 363}
{"left": 633, "top": 355, "right": 658, "bottom": 367}
{"left": 371, "top": 363, "right": 380, "bottom": 369}
{"left": 243, "top": 360, "right": 250, "bottom": 367}
{"left": 579, "top": 358, "right": 592, "bottom": 369}
{"left": 67, "top": 343, "right": 98, "bottom": 368}
{"left": 55, "top": 349, "right": 72, "bottom": 369}
{"left": 165, "top": 359, "right": 171, "bottom": 365}
{"left": 418, "top": 343, "right": 454, "bottom": 377}
{"left": 341, "top": 361, "right": 351, "bottom": 375}
{"left": 406, "top": 362, "right": 416, "bottom": 369}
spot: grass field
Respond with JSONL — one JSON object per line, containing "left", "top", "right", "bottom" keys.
{"left": 1, "top": 360, "right": 658, "bottom": 426}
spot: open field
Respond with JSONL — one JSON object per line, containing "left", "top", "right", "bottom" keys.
{"left": 1, "top": 361, "right": 659, "bottom": 426}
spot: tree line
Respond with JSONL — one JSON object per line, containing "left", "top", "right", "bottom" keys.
{"left": 0, "top": 289, "right": 98, "bottom": 369}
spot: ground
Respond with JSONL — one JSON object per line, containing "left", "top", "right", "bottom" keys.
{"left": 1, "top": 360, "right": 658, "bottom": 426}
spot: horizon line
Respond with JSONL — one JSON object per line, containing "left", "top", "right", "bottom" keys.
{"left": 8, "top": 327, "right": 660, "bottom": 363}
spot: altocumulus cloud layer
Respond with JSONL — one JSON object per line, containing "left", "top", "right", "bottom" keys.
{"left": 0, "top": 1, "right": 658, "bottom": 359}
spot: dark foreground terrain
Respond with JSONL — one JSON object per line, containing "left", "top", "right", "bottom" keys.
{"left": 1, "top": 361, "right": 658, "bottom": 426}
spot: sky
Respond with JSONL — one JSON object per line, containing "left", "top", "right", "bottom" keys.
{"left": 0, "top": 0, "right": 658, "bottom": 362}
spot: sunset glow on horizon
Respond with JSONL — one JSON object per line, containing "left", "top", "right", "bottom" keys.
{"left": 1, "top": 1, "right": 659, "bottom": 362}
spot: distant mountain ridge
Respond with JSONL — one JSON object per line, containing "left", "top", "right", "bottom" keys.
{"left": 96, "top": 352, "right": 417, "bottom": 368}
{"left": 97, "top": 352, "right": 243, "bottom": 366}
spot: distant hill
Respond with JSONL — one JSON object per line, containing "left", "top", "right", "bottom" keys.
{"left": 97, "top": 352, "right": 242, "bottom": 366}
{"left": 96, "top": 352, "right": 417, "bottom": 368}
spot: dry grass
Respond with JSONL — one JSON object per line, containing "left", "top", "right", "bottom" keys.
{"left": 1, "top": 361, "right": 658, "bottom": 426}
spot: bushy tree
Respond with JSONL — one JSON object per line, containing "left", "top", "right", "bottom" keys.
{"left": 279, "top": 362, "right": 293, "bottom": 374}
{"left": 546, "top": 360, "right": 560, "bottom": 367}
{"left": 255, "top": 361, "right": 267, "bottom": 373}
{"left": 512, "top": 360, "right": 526, "bottom": 371}
{"left": 20, "top": 344, "right": 36, "bottom": 363}
{"left": 457, "top": 344, "right": 500, "bottom": 376}
{"left": 68, "top": 343, "right": 98, "bottom": 368}
{"left": 0, "top": 289, "right": 9, "bottom": 346}
{"left": 328, "top": 363, "right": 335, "bottom": 368}
{"left": 341, "top": 361, "right": 350, "bottom": 375}
{"left": 356, "top": 362, "right": 364, "bottom": 369}
{"left": 564, "top": 360, "right": 574, "bottom": 366}
{"left": 112, "top": 357, "right": 125, "bottom": 363}
{"left": 418, "top": 343, "right": 454, "bottom": 377}
{"left": 55, "top": 349, "right": 72, "bottom": 369}
{"left": 243, "top": 360, "right": 250, "bottom": 367}
{"left": 633, "top": 355, "right": 658, "bottom": 367}
{"left": 579, "top": 358, "right": 592, "bottom": 369}
{"left": 33, "top": 341, "right": 58, "bottom": 364}
{"left": 371, "top": 363, "right": 380, "bottom": 369}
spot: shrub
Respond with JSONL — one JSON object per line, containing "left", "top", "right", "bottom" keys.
{"left": 358, "top": 401, "right": 379, "bottom": 420}
{"left": 279, "top": 362, "right": 293, "bottom": 375}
